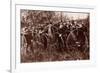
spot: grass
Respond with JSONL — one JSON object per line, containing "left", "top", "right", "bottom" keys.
{"left": 21, "top": 46, "right": 89, "bottom": 63}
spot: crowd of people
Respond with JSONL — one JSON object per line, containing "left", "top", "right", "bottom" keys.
{"left": 21, "top": 19, "right": 89, "bottom": 56}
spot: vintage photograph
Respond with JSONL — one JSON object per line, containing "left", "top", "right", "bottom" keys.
{"left": 20, "top": 9, "right": 90, "bottom": 63}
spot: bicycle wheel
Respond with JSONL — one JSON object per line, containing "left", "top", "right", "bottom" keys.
{"left": 66, "top": 29, "right": 89, "bottom": 52}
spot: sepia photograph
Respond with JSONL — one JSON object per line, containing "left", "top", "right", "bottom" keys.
{"left": 20, "top": 9, "right": 90, "bottom": 63}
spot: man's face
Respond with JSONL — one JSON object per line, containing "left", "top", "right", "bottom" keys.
{"left": 24, "top": 28, "right": 29, "bottom": 33}
{"left": 59, "top": 24, "right": 63, "bottom": 28}
{"left": 28, "top": 26, "right": 32, "bottom": 30}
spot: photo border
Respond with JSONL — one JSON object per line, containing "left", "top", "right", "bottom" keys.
{"left": 11, "top": 2, "right": 96, "bottom": 73}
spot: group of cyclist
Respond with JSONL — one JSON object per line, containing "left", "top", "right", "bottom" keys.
{"left": 21, "top": 19, "right": 88, "bottom": 54}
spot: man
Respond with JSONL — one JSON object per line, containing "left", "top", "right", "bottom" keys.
{"left": 23, "top": 26, "right": 33, "bottom": 55}
{"left": 58, "top": 22, "right": 68, "bottom": 51}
